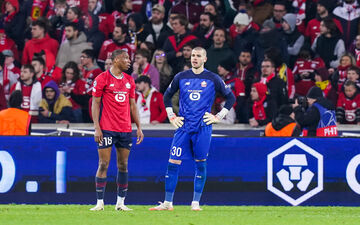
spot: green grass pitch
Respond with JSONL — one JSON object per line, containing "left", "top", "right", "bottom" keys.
{"left": 1, "top": 205, "right": 360, "bottom": 225}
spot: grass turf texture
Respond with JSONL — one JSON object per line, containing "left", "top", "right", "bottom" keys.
{"left": 1, "top": 205, "right": 360, "bottom": 225}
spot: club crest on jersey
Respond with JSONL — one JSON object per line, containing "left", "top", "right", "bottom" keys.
{"left": 115, "top": 93, "right": 126, "bottom": 102}
{"left": 201, "top": 81, "right": 207, "bottom": 87}
{"left": 125, "top": 82, "right": 131, "bottom": 89}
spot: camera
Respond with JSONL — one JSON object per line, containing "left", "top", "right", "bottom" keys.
{"left": 289, "top": 96, "right": 308, "bottom": 109}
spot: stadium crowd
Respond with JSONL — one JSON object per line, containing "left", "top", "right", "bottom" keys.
{"left": 0, "top": 0, "right": 360, "bottom": 129}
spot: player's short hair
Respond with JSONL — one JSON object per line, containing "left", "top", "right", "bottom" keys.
{"left": 192, "top": 47, "right": 207, "bottom": 57}
{"left": 9, "top": 90, "right": 23, "bottom": 109}
{"left": 22, "top": 64, "right": 35, "bottom": 75}
{"left": 32, "top": 57, "right": 46, "bottom": 67}
{"left": 82, "top": 49, "right": 95, "bottom": 61}
{"left": 135, "top": 49, "right": 151, "bottom": 62}
{"left": 111, "top": 49, "right": 127, "bottom": 61}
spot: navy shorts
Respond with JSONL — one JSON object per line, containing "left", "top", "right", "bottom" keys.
{"left": 97, "top": 130, "right": 132, "bottom": 150}
{"left": 169, "top": 125, "right": 212, "bottom": 160}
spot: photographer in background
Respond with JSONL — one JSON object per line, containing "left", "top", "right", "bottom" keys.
{"left": 293, "top": 86, "right": 338, "bottom": 137}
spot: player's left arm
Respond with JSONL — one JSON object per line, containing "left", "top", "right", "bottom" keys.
{"left": 203, "top": 76, "right": 236, "bottom": 125}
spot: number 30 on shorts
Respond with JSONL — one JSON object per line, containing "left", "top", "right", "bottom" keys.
{"left": 171, "top": 146, "right": 182, "bottom": 157}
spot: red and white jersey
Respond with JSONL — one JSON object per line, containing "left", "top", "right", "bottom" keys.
{"left": 337, "top": 92, "right": 360, "bottom": 124}
{"left": 98, "top": 39, "right": 136, "bottom": 63}
{"left": 92, "top": 70, "right": 135, "bottom": 132}
{"left": 292, "top": 57, "right": 325, "bottom": 76}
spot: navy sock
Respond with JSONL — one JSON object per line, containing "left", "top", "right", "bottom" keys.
{"left": 193, "top": 161, "right": 207, "bottom": 202}
{"left": 117, "top": 171, "right": 128, "bottom": 198}
{"left": 95, "top": 177, "right": 107, "bottom": 200}
{"left": 165, "top": 162, "right": 180, "bottom": 202}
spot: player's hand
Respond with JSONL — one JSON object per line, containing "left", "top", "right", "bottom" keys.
{"left": 94, "top": 128, "right": 103, "bottom": 144}
{"left": 169, "top": 115, "right": 184, "bottom": 129}
{"left": 136, "top": 129, "right": 144, "bottom": 144}
{"left": 203, "top": 112, "right": 220, "bottom": 125}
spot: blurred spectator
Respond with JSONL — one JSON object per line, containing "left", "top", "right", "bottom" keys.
{"left": 2, "top": 0, "right": 26, "bottom": 50}
{"left": 0, "top": 90, "right": 31, "bottom": 135}
{"left": 260, "top": 59, "right": 288, "bottom": 108}
{"left": 336, "top": 80, "right": 360, "bottom": 125}
{"left": 144, "top": 4, "right": 173, "bottom": 49}
{"left": 32, "top": 57, "right": 53, "bottom": 88}
{"left": 331, "top": 53, "right": 356, "bottom": 91}
{"left": 249, "top": 82, "right": 275, "bottom": 127}
{"left": 127, "top": 13, "right": 148, "bottom": 47}
{"left": 265, "top": 104, "right": 301, "bottom": 137}
{"left": 350, "top": 35, "right": 360, "bottom": 67}
{"left": 3, "top": 50, "right": 20, "bottom": 78}
{"left": 0, "top": 52, "right": 18, "bottom": 100}
{"left": 104, "top": 57, "right": 112, "bottom": 71}
{"left": 10, "top": 64, "right": 42, "bottom": 123}
{"left": 253, "top": 20, "right": 288, "bottom": 70}
{"left": 66, "top": 0, "right": 88, "bottom": 15}
{"left": 135, "top": 75, "right": 166, "bottom": 124}
{"left": 235, "top": 49, "right": 259, "bottom": 98}
{"left": 22, "top": 19, "right": 59, "bottom": 65}
{"left": 34, "top": 49, "right": 63, "bottom": 84}
{"left": 83, "top": 13, "right": 105, "bottom": 58}
{"left": 0, "top": 84, "right": 6, "bottom": 110}
{"left": 192, "top": 12, "right": 215, "bottom": 49}
{"left": 48, "top": 0, "right": 68, "bottom": 41}
{"left": 294, "top": 86, "right": 337, "bottom": 137}
{"left": 204, "top": 2, "right": 223, "bottom": 28}
{"left": 80, "top": 49, "right": 102, "bottom": 95}
{"left": 65, "top": 7, "right": 84, "bottom": 32}
{"left": 314, "top": 67, "right": 337, "bottom": 105}
{"left": 333, "top": 0, "right": 360, "bottom": 50}
{"left": 151, "top": 49, "right": 173, "bottom": 94}
{"left": 281, "top": 13, "right": 304, "bottom": 67}
{"left": 205, "top": 28, "right": 234, "bottom": 73}
{"left": 346, "top": 66, "right": 360, "bottom": 89}
{"left": 0, "top": 28, "right": 19, "bottom": 62}
{"left": 217, "top": 59, "right": 246, "bottom": 124}
{"left": 111, "top": 0, "right": 133, "bottom": 25}
{"left": 59, "top": 61, "right": 87, "bottom": 122}
{"left": 173, "top": 42, "right": 192, "bottom": 75}
{"left": 232, "top": 12, "right": 258, "bottom": 58}
{"left": 305, "top": 0, "right": 342, "bottom": 45}
{"left": 162, "top": 14, "right": 198, "bottom": 68}
{"left": 56, "top": 22, "right": 92, "bottom": 68}
{"left": 132, "top": 49, "right": 160, "bottom": 90}
{"left": 139, "top": 41, "right": 156, "bottom": 57}
{"left": 88, "top": 0, "right": 104, "bottom": 15}
{"left": 27, "top": 0, "right": 50, "bottom": 21}
{"left": 140, "top": 0, "right": 172, "bottom": 23}
{"left": 39, "top": 80, "right": 73, "bottom": 123}
{"left": 263, "top": 0, "right": 287, "bottom": 30}
{"left": 170, "top": 0, "right": 203, "bottom": 29}
{"left": 98, "top": 22, "right": 136, "bottom": 68}
{"left": 264, "top": 47, "right": 294, "bottom": 99}
{"left": 311, "top": 18, "right": 345, "bottom": 69}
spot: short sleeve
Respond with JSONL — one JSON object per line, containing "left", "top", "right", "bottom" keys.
{"left": 92, "top": 75, "right": 106, "bottom": 97}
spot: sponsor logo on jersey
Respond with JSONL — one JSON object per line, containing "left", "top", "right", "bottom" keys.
{"left": 126, "top": 82, "right": 131, "bottom": 89}
{"left": 189, "top": 92, "right": 201, "bottom": 101}
{"left": 115, "top": 93, "right": 126, "bottom": 102}
{"left": 201, "top": 81, "right": 207, "bottom": 87}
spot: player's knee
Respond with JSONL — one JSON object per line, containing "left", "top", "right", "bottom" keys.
{"left": 98, "top": 160, "right": 110, "bottom": 172}
{"left": 169, "top": 159, "right": 182, "bottom": 165}
{"left": 117, "top": 162, "right": 128, "bottom": 172}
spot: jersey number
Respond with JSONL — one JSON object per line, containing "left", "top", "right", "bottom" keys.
{"left": 171, "top": 146, "right": 182, "bottom": 157}
{"left": 103, "top": 137, "right": 113, "bottom": 146}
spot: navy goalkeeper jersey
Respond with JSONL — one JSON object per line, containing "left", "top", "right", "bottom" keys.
{"left": 164, "top": 69, "right": 233, "bottom": 132}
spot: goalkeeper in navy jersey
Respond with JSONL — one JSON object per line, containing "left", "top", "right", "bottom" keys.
{"left": 149, "top": 47, "right": 235, "bottom": 211}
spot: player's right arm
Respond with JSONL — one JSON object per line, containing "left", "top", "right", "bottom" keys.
{"left": 163, "top": 74, "right": 184, "bottom": 128}
{"left": 92, "top": 75, "right": 106, "bottom": 144}
{"left": 92, "top": 96, "right": 103, "bottom": 144}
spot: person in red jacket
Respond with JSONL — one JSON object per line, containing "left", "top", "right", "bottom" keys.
{"left": 22, "top": 19, "right": 59, "bottom": 65}
{"left": 336, "top": 80, "right": 360, "bottom": 125}
{"left": 0, "top": 29, "right": 19, "bottom": 62}
{"left": 135, "top": 75, "right": 166, "bottom": 124}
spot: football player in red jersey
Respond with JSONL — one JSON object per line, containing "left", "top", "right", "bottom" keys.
{"left": 90, "top": 49, "right": 144, "bottom": 211}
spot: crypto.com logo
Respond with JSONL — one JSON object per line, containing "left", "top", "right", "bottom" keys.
{"left": 267, "top": 139, "right": 323, "bottom": 206}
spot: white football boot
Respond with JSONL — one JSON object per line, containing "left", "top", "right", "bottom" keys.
{"left": 90, "top": 200, "right": 104, "bottom": 211}
{"left": 191, "top": 201, "right": 202, "bottom": 211}
{"left": 149, "top": 201, "right": 174, "bottom": 211}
